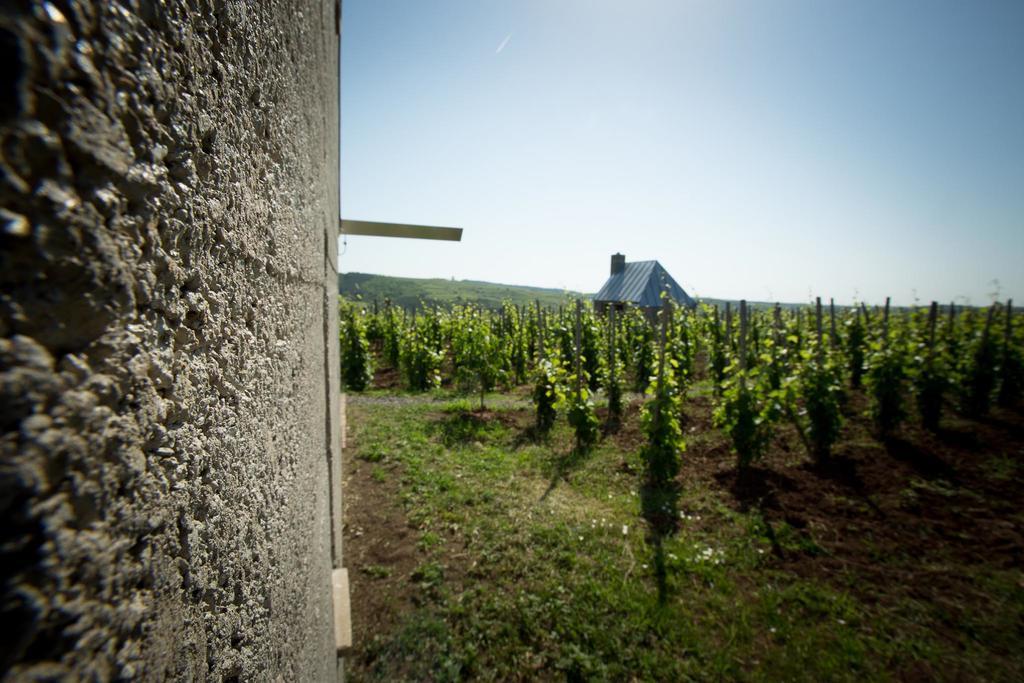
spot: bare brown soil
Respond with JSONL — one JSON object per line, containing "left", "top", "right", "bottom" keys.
{"left": 686, "top": 392, "right": 1024, "bottom": 680}
{"left": 371, "top": 365, "right": 401, "bottom": 389}
{"left": 341, "top": 451, "right": 420, "bottom": 648}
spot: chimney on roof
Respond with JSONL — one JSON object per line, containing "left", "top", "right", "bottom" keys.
{"left": 611, "top": 253, "right": 625, "bottom": 276}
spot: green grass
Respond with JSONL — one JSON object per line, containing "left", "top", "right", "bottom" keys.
{"left": 346, "top": 389, "right": 1023, "bottom": 682}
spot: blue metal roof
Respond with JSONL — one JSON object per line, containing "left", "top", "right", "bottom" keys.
{"left": 594, "top": 260, "right": 696, "bottom": 309}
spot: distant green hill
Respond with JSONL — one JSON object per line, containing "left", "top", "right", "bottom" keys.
{"left": 338, "top": 272, "right": 587, "bottom": 310}
{"left": 338, "top": 272, "right": 837, "bottom": 312}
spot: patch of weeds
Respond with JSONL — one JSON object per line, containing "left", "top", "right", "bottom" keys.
{"left": 982, "top": 454, "right": 1019, "bottom": 481}
{"left": 418, "top": 531, "right": 442, "bottom": 552}
{"left": 410, "top": 561, "right": 447, "bottom": 606}
{"left": 360, "top": 445, "right": 387, "bottom": 463}
{"left": 753, "top": 580, "right": 879, "bottom": 680}
{"left": 441, "top": 398, "right": 474, "bottom": 414}
{"left": 370, "top": 466, "right": 387, "bottom": 483}
{"left": 661, "top": 539, "right": 731, "bottom": 589}
{"left": 898, "top": 486, "right": 921, "bottom": 511}
{"left": 688, "top": 379, "right": 715, "bottom": 398}
{"left": 773, "top": 521, "right": 827, "bottom": 557}
{"left": 361, "top": 564, "right": 392, "bottom": 579}
{"left": 909, "top": 476, "right": 958, "bottom": 498}
{"left": 359, "top": 609, "right": 463, "bottom": 682}
{"left": 412, "top": 561, "right": 445, "bottom": 591}
{"left": 942, "top": 569, "right": 1024, "bottom": 666}
{"left": 432, "top": 411, "right": 505, "bottom": 447}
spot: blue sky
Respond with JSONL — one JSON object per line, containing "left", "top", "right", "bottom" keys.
{"left": 340, "top": 0, "right": 1023, "bottom": 305}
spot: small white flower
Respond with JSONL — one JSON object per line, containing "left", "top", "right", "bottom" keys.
{"left": 769, "top": 627, "right": 777, "bottom": 634}
{"left": 837, "top": 619, "right": 846, "bottom": 625}
{"left": 622, "top": 525, "right": 628, "bottom": 535}
{"left": 578, "top": 536, "right": 584, "bottom": 541}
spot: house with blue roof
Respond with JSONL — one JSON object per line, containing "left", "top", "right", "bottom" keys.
{"left": 594, "top": 253, "right": 696, "bottom": 314}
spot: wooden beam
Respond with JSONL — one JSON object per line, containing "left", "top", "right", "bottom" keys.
{"left": 340, "top": 219, "right": 462, "bottom": 241}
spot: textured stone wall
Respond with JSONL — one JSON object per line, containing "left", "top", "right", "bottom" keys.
{"left": 1, "top": 1, "right": 340, "bottom": 679}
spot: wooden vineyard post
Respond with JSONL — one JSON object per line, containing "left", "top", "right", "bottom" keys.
{"left": 1002, "top": 299, "right": 1014, "bottom": 406}
{"left": 741, "top": 299, "right": 749, "bottom": 374}
{"left": 816, "top": 297, "right": 824, "bottom": 361}
{"left": 860, "top": 302, "right": 870, "bottom": 325}
{"left": 574, "top": 299, "right": 583, "bottom": 400}
{"left": 1005, "top": 299, "right": 1014, "bottom": 350}
{"left": 794, "top": 307, "right": 802, "bottom": 351}
{"left": 773, "top": 303, "right": 782, "bottom": 347}
{"left": 739, "top": 300, "right": 748, "bottom": 372}
{"left": 373, "top": 299, "right": 378, "bottom": 315}
{"left": 975, "top": 301, "right": 1000, "bottom": 407}
{"left": 983, "top": 302, "right": 996, "bottom": 345}
{"left": 609, "top": 305, "right": 617, "bottom": 393}
{"left": 829, "top": 298, "right": 838, "bottom": 349}
{"left": 652, "top": 298, "right": 671, "bottom": 426}
{"left": 883, "top": 297, "right": 891, "bottom": 346}
{"left": 772, "top": 303, "right": 784, "bottom": 381}
{"left": 726, "top": 301, "right": 733, "bottom": 350}
{"left": 668, "top": 296, "right": 676, "bottom": 340}
{"left": 927, "top": 301, "right": 938, "bottom": 357}
{"left": 750, "top": 308, "right": 758, "bottom": 358}
{"left": 537, "top": 301, "right": 546, "bottom": 361}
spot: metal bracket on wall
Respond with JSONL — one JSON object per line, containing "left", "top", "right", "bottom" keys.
{"left": 339, "top": 219, "right": 463, "bottom": 242}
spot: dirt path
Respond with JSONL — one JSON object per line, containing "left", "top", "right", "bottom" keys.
{"left": 341, "top": 435, "right": 421, "bottom": 656}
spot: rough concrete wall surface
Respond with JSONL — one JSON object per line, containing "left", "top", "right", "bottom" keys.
{"left": 1, "top": 1, "right": 340, "bottom": 680}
